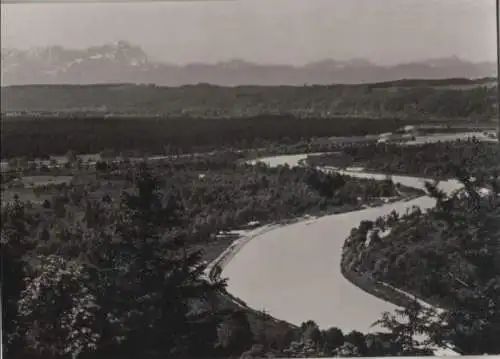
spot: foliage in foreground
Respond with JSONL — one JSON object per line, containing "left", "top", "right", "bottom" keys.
{"left": 2, "top": 159, "right": 419, "bottom": 358}
{"left": 344, "top": 168, "right": 500, "bottom": 355}
{"left": 2, "top": 165, "right": 226, "bottom": 358}
{"left": 3, "top": 151, "right": 499, "bottom": 357}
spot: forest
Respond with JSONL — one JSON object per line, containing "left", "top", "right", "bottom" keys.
{"left": 1, "top": 113, "right": 489, "bottom": 159}
{"left": 342, "top": 167, "right": 500, "bottom": 355}
{"left": 2, "top": 81, "right": 495, "bottom": 120}
{"left": 309, "top": 139, "right": 500, "bottom": 356}
{"left": 306, "top": 139, "right": 500, "bottom": 180}
{"left": 2, "top": 151, "right": 429, "bottom": 358}
{"left": 3, "top": 80, "right": 496, "bottom": 159}
{"left": 0, "top": 115, "right": 418, "bottom": 158}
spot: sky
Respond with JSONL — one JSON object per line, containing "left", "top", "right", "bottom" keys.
{"left": 1, "top": 0, "right": 498, "bottom": 65}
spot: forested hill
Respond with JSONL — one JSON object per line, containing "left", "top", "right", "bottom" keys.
{"left": 342, "top": 171, "right": 500, "bottom": 355}
{"left": 1, "top": 79, "right": 496, "bottom": 119}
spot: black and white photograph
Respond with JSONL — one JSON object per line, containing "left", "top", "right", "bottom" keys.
{"left": 1, "top": 0, "right": 499, "bottom": 358}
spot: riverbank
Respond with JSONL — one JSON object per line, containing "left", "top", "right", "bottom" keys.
{"left": 340, "top": 266, "right": 418, "bottom": 310}
{"left": 207, "top": 211, "right": 428, "bottom": 314}
{"left": 206, "top": 191, "right": 421, "bottom": 287}
{"left": 203, "top": 189, "right": 420, "bottom": 318}
{"left": 220, "top": 152, "right": 466, "bottom": 356}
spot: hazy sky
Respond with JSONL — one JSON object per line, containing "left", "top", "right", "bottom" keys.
{"left": 1, "top": 0, "right": 498, "bottom": 65}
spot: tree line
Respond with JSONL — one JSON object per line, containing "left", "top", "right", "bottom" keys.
{"left": 2, "top": 82, "right": 495, "bottom": 120}
{"left": 307, "top": 139, "right": 500, "bottom": 180}
{"left": 2, "top": 115, "right": 416, "bottom": 159}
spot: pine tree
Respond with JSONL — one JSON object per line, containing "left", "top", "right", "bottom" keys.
{"left": 372, "top": 300, "right": 435, "bottom": 356}
{"left": 1, "top": 196, "right": 35, "bottom": 357}
{"left": 90, "top": 163, "right": 226, "bottom": 358}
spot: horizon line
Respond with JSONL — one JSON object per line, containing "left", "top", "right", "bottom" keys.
{"left": 1, "top": 76, "right": 497, "bottom": 87}
{"left": 1, "top": 46, "right": 496, "bottom": 67}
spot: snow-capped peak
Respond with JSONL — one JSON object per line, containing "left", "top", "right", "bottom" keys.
{"left": 1, "top": 41, "right": 150, "bottom": 73}
{"left": 86, "top": 41, "right": 149, "bottom": 65}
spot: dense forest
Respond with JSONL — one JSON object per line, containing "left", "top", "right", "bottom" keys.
{"left": 2, "top": 79, "right": 496, "bottom": 159}
{"left": 306, "top": 139, "right": 500, "bottom": 180}
{"left": 2, "top": 82, "right": 495, "bottom": 120}
{"left": 342, "top": 168, "right": 500, "bottom": 355}
{"left": 0, "top": 115, "right": 417, "bottom": 158}
{"left": 2, "top": 151, "right": 428, "bottom": 358}
{"left": 2, "top": 113, "right": 490, "bottom": 159}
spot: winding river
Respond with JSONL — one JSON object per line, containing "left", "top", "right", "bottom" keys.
{"left": 222, "top": 153, "right": 464, "bottom": 335}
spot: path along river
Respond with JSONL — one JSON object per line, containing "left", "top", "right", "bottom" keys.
{"left": 222, "top": 153, "right": 464, "bottom": 336}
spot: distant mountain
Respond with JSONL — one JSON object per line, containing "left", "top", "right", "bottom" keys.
{"left": 1, "top": 41, "right": 496, "bottom": 86}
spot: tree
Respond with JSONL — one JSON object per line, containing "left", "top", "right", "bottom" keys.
{"left": 352, "top": 169, "right": 499, "bottom": 356}
{"left": 434, "top": 278, "right": 500, "bottom": 355}
{"left": 240, "top": 344, "right": 269, "bottom": 359}
{"left": 365, "top": 333, "right": 396, "bottom": 356}
{"left": 87, "top": 163, "right": 225, "bottom": 358}
{"left": 1, "top": 196, "right": 34, "bottom": 357}
{"left": 321, "top": 327, "right": 344, "bottom": 355}
{"left": 17, "top": 255, "right": 100, "bottom": 358}
{"left": 216, "top": 310, "right": 254, "bottom": 355}
{"left": 95, "top": 161, "right": 108, "bottom": 172}
{"left": 283, "top": 339, "right": 323, "bottom": 358}
{"left": 372, "top": 301, "right": 435, "bottom": 356}
{"left": 333, "top": 342, "right": 362, "bottom": 357}
{"left": 427, "top": 173, "right": 500, "bottom": 355}
{"left": 344, "top": 330, "right": 368, "bottom": 356}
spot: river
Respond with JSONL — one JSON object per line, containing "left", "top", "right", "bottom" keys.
{"left": 222, "top": 153, "right": 464, "bottom": 336}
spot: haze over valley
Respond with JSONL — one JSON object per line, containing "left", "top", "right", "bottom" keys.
{"left": 1, "top": 41, "right": 496, "bottom": 86}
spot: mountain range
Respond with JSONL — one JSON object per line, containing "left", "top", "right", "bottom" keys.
{"left": 1, "top": 41, "right": 496, "bottom": 86}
